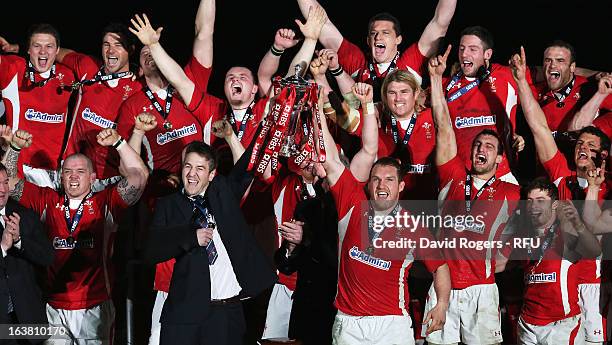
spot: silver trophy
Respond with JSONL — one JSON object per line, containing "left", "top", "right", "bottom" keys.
{"left": 278, "top": 64, "right": 313, "bottom": 157}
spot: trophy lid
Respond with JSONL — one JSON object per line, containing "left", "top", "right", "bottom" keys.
{"left": 280, "top": 64, "right": 311, "bottom": 89}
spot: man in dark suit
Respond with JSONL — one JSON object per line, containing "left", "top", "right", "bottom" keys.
{"left": 143, "top": 140, "right": 277, "bottom": 345}
{"left": 0, "top": 162, "right": 54, "bottom": 345}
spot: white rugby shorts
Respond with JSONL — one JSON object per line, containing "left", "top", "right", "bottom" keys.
{"left": 423, "top": 283, "right": 502, "bottom": 345}
{"left": 332, "top": 310, "right": 414, "bottom": 345}
{"left": 44, "top": 300, "right": 114, "bottom": 345}
{"left": 261, "top": 283, "right": 294, "bottom": 340}
{"left": 518, "top": 314, "right": 585, "bottom": 345}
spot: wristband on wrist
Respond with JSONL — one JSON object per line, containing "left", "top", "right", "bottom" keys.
{"left": 112, "top": 137, "right": 125, "bottom": 149}
{"left": 270, "top": 45, "right": 285, "bottom": 56}
{"left": 329, "top": 66, "right": 343, "bottom": 77}
{"left": 365, "top": 102, "right": 375, "bottom": 115}
{"left": 9, "top": 142, "right": 21, "bottom": 152}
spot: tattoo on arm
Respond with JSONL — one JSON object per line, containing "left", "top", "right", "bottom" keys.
{"left": 117, "top": 178, "right": 141, "bottom": 206}
{"left": 10, "top": 179, "right": 24, "bottom": 201}
{"left": 4, "top": 148, "right": 19, "bottom": 177}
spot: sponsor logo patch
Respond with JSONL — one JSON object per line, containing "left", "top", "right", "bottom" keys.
{"left": 82, "top": 108, "right": 117, "bottom": 129}
{"left": 454, "top": 115, "right": 496, "bottom": 129}
{"left": 527, "top": 272, "right": 556, "bottom": 283}
{"left": 348, "top": 246, "right": 391, "bottom": 271}
{"left": 156, "top": 124, "right": 198, "bottom": 145}
{"left": 25, "top": 108, "right": 63, "bottom": 123}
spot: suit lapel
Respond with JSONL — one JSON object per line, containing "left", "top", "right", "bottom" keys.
{"left": 174, "top": 194, "right": 194, "bottom": 223}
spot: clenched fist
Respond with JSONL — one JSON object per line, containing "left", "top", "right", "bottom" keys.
{"left": 134, "top": 112, "right": 158, "bottom": 133}
{"left": 97, "top": 128, "right": 121, "bottom": 147}
{"left": 352, "top": 82, "right": 373, "bottom": 104}
{"left": 12, "top": 130, "right": 33, "bottom": 150}
{"left": 212, "top": 119, "right": 234, "bottom": 139}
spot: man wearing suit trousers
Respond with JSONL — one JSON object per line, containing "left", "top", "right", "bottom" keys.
{"left": 0, "top": 162, "right": 54, "bottom": 345}
{"left": 143, "top": 140, "right": 277, "bottom": 345}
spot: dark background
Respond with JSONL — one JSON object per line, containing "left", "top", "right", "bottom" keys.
{"left": 1, "top": 0, "right": 611, "bottom": 98}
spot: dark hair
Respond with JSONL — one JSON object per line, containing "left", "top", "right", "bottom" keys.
{"left": 368, "top": 12, "right": 402, "bottom": 37}
{"left": 101, "top": 22, "right": 137, "bottom": 57}
{"left": 26, "top": 23, "right": 60, "bottom": 47}
{"left": 227, "top": 66, "right": 258, "bottom": 85}
{"left": 522, "top": 177, "right": 559, "bottom": 201}
{"left": 370, "top": 156, "right": 405, "bottom": 180}
{"left": 474, "top": 129, "right": 504, "bottom": 155}
{"left": 577, "top": 126, "right": 610, "bottom": 154}
{"left": 545, "top": 40, "right": 576, "bottom": 63}
{"left": 183, "top": 141, "right": 217, "bottom": 171}
{"left": 460, "top": 26, "right": 494, "bottom": 51}
{"left": 0, "top": 163, "right": 6, "bottom": 174}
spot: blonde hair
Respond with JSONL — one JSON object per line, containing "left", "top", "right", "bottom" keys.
{"left": 380, "top": 69, "right": 425, "bottom": 114}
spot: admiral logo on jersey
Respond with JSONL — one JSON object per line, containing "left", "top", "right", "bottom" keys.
{"left": 53, "top": 236, "right": 95, "bottom": 250}
{"left": 156, "top": 124, "right": 198, "bottom": 145}
{"left": 454, "top": 115, "right": 496, "bottom": 129}
{"left": 348, "top": 246, "right": 391, "bottom": 271}
{"left": 25, "top": 108, "right": 64, "bottom": 123}
{"left": 82, "top": 108, "right": 117, "bottom": 129}
{"left": 527, "top": 272, "right": 557, "bottom": 283}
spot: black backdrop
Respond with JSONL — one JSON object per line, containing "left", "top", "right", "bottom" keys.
{"left": 2, "top": 0, "right": 611, "bottom": 98}
{"left": 1, "top": 1, "right": 611, "bottom": 343}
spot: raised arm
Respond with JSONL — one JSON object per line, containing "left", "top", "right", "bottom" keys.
{"left": 349, "top": 83, "right": 378, "bottom": 182}
{"left": 127, "top": 112, "right": 158, "bottom": 156}
{"left": 510, "top": 47, "right": 558, "bottom": 163}
{"left": 310, "top": 57, "right": 361, "bottom": 133}
{"left": 257, "top": 29, "right": 300, "bottom": 97}
{"left": 0, "top": 127, "right": 31, "bottom": 202}
{"left": 583, "top": 161, "right": 612, "bottom": 235}
{"left": 296, "top": 0, "right": 343, "bottom": 51}
{"left": 0, "top": 36, "right": 19, "bottom": 54}
{"left": 212, "top": 119, "right": 244, "bottom": 164}
{"left": 417, "top": 0, "right": 457, "bottom": 58}
{"left": 129, "top": 14, "right": 196, "bottom": 105}
{"left": 557, "top": 201, "right": 601, "bottom": 260}
{"left": 428, "top": 45, "right": 457, "bottom": 166}
{"left": 286, "top": 4, "right": 327, "bottom": 78}
{"left": 97, "top": 129, "right": 149, "bottom": 206}
{"left": 317, "top": 94, "right": 345, "bottom": 187}
{"left": 319, "top": 49, "right": 355, "bottom": 95}
{"left": 193, "top": 0, "right": 214, "bottom": 69}
{"left": 569, "top": 74, "right": 612, "bottom": 131}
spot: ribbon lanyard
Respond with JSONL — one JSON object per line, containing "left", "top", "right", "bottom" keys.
{"left": 71, "top": 67, "right": 132, "bottom": 89}
{"left": 63, "top": 190, "right": 94, "bottom": 238}
{"left": 144, "top": 85, "right": 174, "bottom": 122}
{"left": 464, "top": 173, "right": 496, "bottom": 213}
{"left": 445, "top": 68, "right": 491, "bottom": 103}
{"left": 26, "top": 59, "right": 56, "bottom": 87}
{"left": 368, "top": 51, "right": 399, "bottom": 83}
{"left": 543, "top": 76, "right": 575, "bottom": 108}
{"left": 527, "top": 223, "right": 557, "bottom": 271}
{"left": 367, "top": 202, "right": 401, "bottom": 242}
{"left": 365, "top": 202, "right": 401, "bottom": 255}
{"left": 390, "top": 112, "right": 417, "bottom": 145}
{"left": 228, "top": 103, "right": 254, "bottom": 142}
